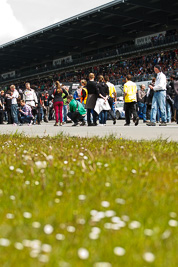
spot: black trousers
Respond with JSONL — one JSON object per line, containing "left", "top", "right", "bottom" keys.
{"left": 6, "top": 108, "right": 13, "bottom": 124}
{"left": 125, "top": 102, "right": 137, "bottom": 124}
{"left": 0, "top": 110, "right": 3, "bottom": 124}
{"left": 67, "top": 112, "right": 84, "bottom": 123}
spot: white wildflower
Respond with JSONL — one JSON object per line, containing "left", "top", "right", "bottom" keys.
{"left": 143, "top": 252, "right": 155, "bottom": 263}
{"left": 129, "top": 221, "right": 141, "bottom": 229}
{"left": 44, "top": 224, "right": 54, "bottom": 235}
{"left": 78, "top": 248, "right": 89, "bottom": 260}
{"left": 23, "top": 212, "right": 32, "bottom": 219}
{"left": 101, "top": 201, "right": 110, "bottom": 208}
{"left": 114, "top": 247, "right": 126, "bottom": 256}
{"left": 9, "top": 166, "right": 14, "bottom": 171}
{"left": 35, "top": 161, "right": 47, "bottom": 169}
{"left": 56, "top": 234, "right": 65, "bottom": 241}
{"left": 168, "top": 220, "right": 178, "bottom": 227}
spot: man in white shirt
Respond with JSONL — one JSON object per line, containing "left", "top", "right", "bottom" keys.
{"left": 147, "top": 65, "right": 167, "bottom": 126}
{"left": 10, "top": 84, "right": 19, "bottom": 125}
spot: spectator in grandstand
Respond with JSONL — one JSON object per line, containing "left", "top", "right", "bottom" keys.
{"left": 95, "top": 75, "right": 110, "bottom": 126}
{"left": 147, "top": 65, "right": 167, "bottom": 126}
{"left": 19, "top": 100, "right": 33, "bottom": 125}
{"left": 168, "top": 75, "right": 177, "bottom": 121}
{"left": 67, "top": 95, "right": 86, "bottom": 126}
{"left": 81, "top": 80, "right": 88, "bottom": 107}
{"left": 137, "top": 84, "right": 147, "bottom": 122}
{"left": 62, "top": 85, "right": 69, "bottom": 124}
{"left": 4, "top": 90, "right": 13, "bottom": 124}
{"left": 10, "top": 85, "right": 19, "bottom": 126}
{"left": 23, "top": 82, "right": 38, "bottom": 124}
{"left": 86, "top": 73, "right": 98, "bottom": 126}
{"left": 52, "top": 81, "right": 68, "bottom": 126}
{"left": 172, "top": 77, "right": 178, "bottom": 124}
{"left": 123, "top": 75, "right": 139, "bottom": 126}
{"left": 104, "top": 75, "right": 116, "bottom": 124}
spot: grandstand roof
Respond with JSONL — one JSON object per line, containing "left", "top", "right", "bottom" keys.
{"left": 0, "top": 0, "right": 178, "bottom": 73}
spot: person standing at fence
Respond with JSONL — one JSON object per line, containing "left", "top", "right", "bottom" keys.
{"left": 147, "top": 65, "right": 167, "bottom": 126}
{"left": 124, "top": 75, "right": 139, "bottom": 126}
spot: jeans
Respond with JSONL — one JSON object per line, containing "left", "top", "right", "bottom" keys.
{"left": 100, "top": 110, "right": 108, "bottom": 124}
{"left": 87, "top": 109, "right": 97, "bottom": 124}
{"left": 166, "top": 101, "right": 171, "bottom": 122}
{"left": 21, "top": 115, "right": 33, "bottom": 124}
{"left": 151, "top": 91, "right": 166, "bottom": 123}
{"left": 11, "top": 104, "right": 18, "bottom": 124}
{"left": 63, "top": 105, "right": 68, "bottom": 122}
{"left": 138, "top": 102, "right": 147, "bottom": 121}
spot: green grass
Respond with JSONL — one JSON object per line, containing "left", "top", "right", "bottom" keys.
{"left": 0, "top": 135, "right": 177, "bottom": 267}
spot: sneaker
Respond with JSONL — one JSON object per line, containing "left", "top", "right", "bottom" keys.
{"left": 104, "top": 124, "right": 106, "bottom": 126}
{"left": 93, "top": 123, "right": 98, "bottom": 126}
{"left": 88, "top": 123, "right": 93, "bottom": 126}
{"left": 113, "top": 119, "right": 116, "bottom": 125}
{"left": 146, "top": 122, "right": 156, "bottom": 126}
{"left": 98, "top": 124, "right": 104, "bottom": 126}
{"left": 124, "top": 123, "right": 130, "bottom": 126}
{"left": 60, "top": 122, "right": 63, "bottom": 126}
{"left": 159, "top": 122, "right": 167, "bottom": 126}
{"left": 72, "top": 122, "right": 79, "bottom": 127}
{"left": 13, "top": 123, "right": 17, "bottom": 126}
{"left": 54, "top": 122, "right": 59, "bottom": 126}
{"left": 135, "top": 117, "right": 139, "bottom": 126}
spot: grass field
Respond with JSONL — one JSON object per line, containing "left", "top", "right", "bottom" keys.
{"left": 0, "top": 134, "right": 177, "bottom": 267}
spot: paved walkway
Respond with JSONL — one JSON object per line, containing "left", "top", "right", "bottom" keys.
{"left": 0, "top": 120, "right": 177, "bottom": 141}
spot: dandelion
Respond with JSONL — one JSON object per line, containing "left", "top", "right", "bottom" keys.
{"left": 46, "top": 155, "right": 53, "bottom": 161}
{"left": 143, "top": 252, "right": 155, "bottom": 263}
{"left": 9, "top": 166, "right": 14, "bottom": 171}
{"left": 129, "top": 221, "right": 141, "bottom": 229}
{"left": 38, "top": 254, "right": 49, "bottom": 263}
{"left": 25, "top": 181, "right": 30, "bottom": 185}
{"left": 44, "top": 224, "right": 54, "bottom": 234}
{"left": 115, "top": 198, "right": 125, "bottom": 205}
{"left": 131, "top": 169, "right": 137, "bottom": 174}
{"left": 168, "top": 219, "right": 178, "bottom": 227}
{"left": 104, "top": 164, "right": 109, "bottom": 168}
{"left": 93, "top": 262, "right": 112, "bottom": 267}
{"left": 78, "top": 248, "right": 89, "bottom": 260}
{"left": 169, "top": 212, "right": 177, "bottom": 218}
{"left": 83, "top": 156, "right": 88, "bottom": 160}
{"left": 56, "top": 234, "right": 65, "bottom": 241}
{"left": 79, "top": 153, "right": 84, "bottom": 156}
{"left": 91, "top": 227, "right": 101, "bottom": 235}
{"left": 14, "top": 242, "right": 24, "bottom": 250}
{"left": 77, "top": 218, "right": 86, "bottom": 225}
{"left": 54, "top": 198, "right": 60, "bottom": 203}
{"left": 35, "top": 161, "right": 47, "bottom": 169}
{"left": 41, "top": 244, "right": 52, "bottom": 253}
{"left": 30, "top": 250, "right": 39, "bottom": 258}
{"left": 16, "top": 168, "right": 23, "bottom": 174}
{"left": 111, "top": 217, "right": 121, "bottom": 223}
{"left": 121, "top": 215, "right": 130, "bottom": 222}
{"left": 105, "top": 182, "right": 111, "bottom": 187}
{"left": 6, "top": 213, "right": 14, "bottom": 219}
{"left": 73, "top": 159, "right": 76, "bottom": 162}
{"left": 0, "top": 238, "right": 10, "bottom": 247}
{"left": 23, "top": 150, "right": 27, "bottom": 154}
{"left": 69, "top": 170, "right": 75, "bottom": 175}
{"left": 162, "top": 230, "right": 171, "bottom": 239}
{"left": 35, "top": 181, "right": 40, "bottom": 185}
{"left": 114, "top": 247, "right": 126, "bottom": 256}
{"left": 90, "top": 210, "right": 98, "bottom": 216}
{"left": 144, "top": 229, "right": 154, "bottom": 236}
{"left": 56, "top": 191, "right": 63, "bottom": 196}
{"left": 101, "top": 201, "right": 110, "bottom": 208}
{"left": 66, "top": 226, "right": 76, "bottom": 233}
{"left": 32, "top": 222, "right": 41, "bottom": 229}
{"left": 22, "top": 240, "right": 32, "bottom": 247}
{"left": 23, "top": 212, "right": 32, "bottom": 219}
{"left": 104, "top": 223, "right": 112, "bottom": 230}
{"left": 105, "top": 210, "right": 116, "bottom": 217}
{"left": 78, "top": 195, "right": 86, "bottom": 201}
{"left": 64, "top": 161, "right": 68, "bottom": 164}
{"left": 10, "top": 195, "right": 15, "bottom": 200}
{"left": 89, "top": 232, "right": 99, "bottom": 240}
{"left": 96, "top": 162, "right": 102, "bottom": 166}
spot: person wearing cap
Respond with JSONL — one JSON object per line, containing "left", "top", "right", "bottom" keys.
{"left": 147, "top": 65, "right": 167, "bottom": 126}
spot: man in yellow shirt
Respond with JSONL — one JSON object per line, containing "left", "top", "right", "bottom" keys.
{"left": 124, "top": 75, "right": 139, "bottom": 126}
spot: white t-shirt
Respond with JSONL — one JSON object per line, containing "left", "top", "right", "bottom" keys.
{"left": 11, "top": 89, "right": 19, "bottom": 105}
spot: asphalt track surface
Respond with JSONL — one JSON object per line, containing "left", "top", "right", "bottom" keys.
{"left": 0, "top": 120, "right": 177, "bottom": 141}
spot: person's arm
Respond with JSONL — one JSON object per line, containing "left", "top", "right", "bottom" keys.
{"left": 153, "top": 74, "right": 166, "bottom": 91}
{"left": 62, "top": 89, "right": 68, "bottom": 99}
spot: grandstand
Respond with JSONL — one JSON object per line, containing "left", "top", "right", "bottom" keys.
{"left": 0, "top": 0, "right": 178, "bottom": 88}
